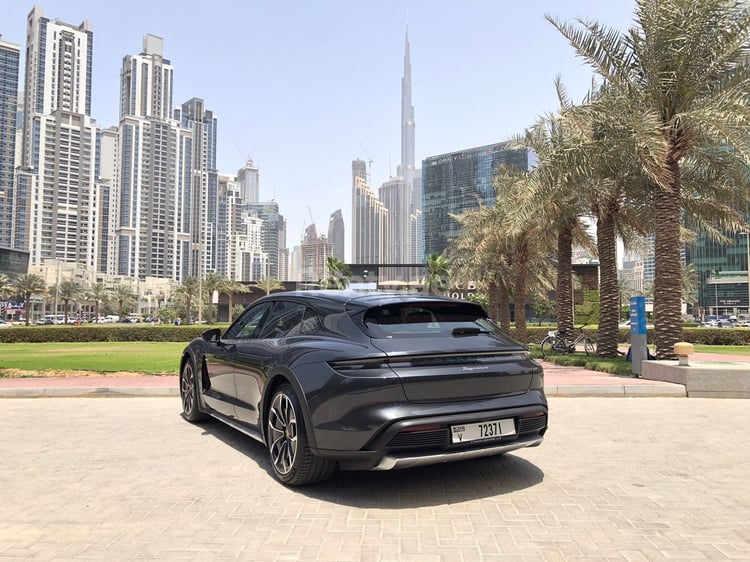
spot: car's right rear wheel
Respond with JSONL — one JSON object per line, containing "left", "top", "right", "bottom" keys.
{"left": 266, "top": 384, "right": 335, "bottom": 486}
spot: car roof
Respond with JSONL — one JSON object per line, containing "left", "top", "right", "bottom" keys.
{"left": 265, "top": 289, "right": 468, "bottom": 308}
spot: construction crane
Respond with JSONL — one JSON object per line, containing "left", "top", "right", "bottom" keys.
{"left": 233, "top": 139, "right": 253, "bottom": 166}
{"left": 359, "top": 142, "right": 374, "bottom": 185}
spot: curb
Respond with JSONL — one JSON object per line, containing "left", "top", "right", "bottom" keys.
{"left": 545, "top": 384, "right": 686, "bottom": 397}
{"left": 0, "top": 387, "right": 180, "bottom": 398}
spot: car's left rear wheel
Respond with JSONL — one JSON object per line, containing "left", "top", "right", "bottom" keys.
{"left": 267, "top": 384, "right": 335, "bottom": 486}
{"left": 180, "top": 357, "right": 207, "bottom": 423}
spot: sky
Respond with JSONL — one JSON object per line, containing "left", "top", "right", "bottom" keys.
{"left": 1, "top": 0, "right": 637, "bottom": 261}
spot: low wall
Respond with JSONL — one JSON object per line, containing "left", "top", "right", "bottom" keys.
{"left": 641, "top": 360, "right": 750, "bottom": 398}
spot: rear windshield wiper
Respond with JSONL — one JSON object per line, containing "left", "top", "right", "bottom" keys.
{"left": 451, "top": 327, "right": 490, "bottom": 336}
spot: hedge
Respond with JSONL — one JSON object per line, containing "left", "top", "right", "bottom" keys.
{"left": 520, "top": 326, "right": 750, "bottom": 346}
{"left": 2, "top": 324, "right": 749, "bottom": 346}
{"left": 0, "top": 324, "right": 215, "bottom": 343}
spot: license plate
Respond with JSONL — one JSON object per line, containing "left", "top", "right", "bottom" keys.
{"left": 451, "top": 418, "right": 515, "bottom": 444}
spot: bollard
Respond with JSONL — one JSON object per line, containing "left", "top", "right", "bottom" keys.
{"left": 674, "top": 342, "right": 694, "bottom": 367}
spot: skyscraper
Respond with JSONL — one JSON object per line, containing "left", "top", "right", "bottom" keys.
{"left": 351, "top": 159, "right": 388, "bottom": 264}
{"left": 115, "top": 34, "right": 192, "bottom": 281}
{"left": 237, "top": 159, "right": 259, "bottom": 203}
{"left": 422, "top": 142, "right": 531, "bottom": 257}
{"left": 400, "top": 29, "right": 416, "bottom": 191}
{"left": 301, "top": 223, "right": 333, "bottom": 285}
{"left": 243, "top": 200, "right": 286, "bottom": 280}
{"left": 175, "top": 97, "right": 219, "bottom": 280}
{"left": 0, "top": 37, "right": 20, "bottom": 249}
{"left": 328, "top": 209, "right": 345, "bottom": 260}
{"left": 394, "top": 28, "right": 415, "bottom": 264}
{"left": 16, "top": 6, "right": 102, "bottom": 268}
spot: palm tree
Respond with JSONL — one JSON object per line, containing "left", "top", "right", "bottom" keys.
{"left": 87, "top": 282, "right": 110, "bottom": 323}
{"left": 0, "top": 273, "right": 12, "bottom": 321}
{"left": 617, "top": 278, "right": 632, "bottom": 322}
{"left": 548, "top": 0, "right": 750, "bottom": 358}
{"left": 322, "top": 256, "right": 351, "bottom": 289}
{"left": 220, "top": 279, "right": 250, "bottom": 322}
{"left": 494, "top": 170, "right": 557, "bottom": 344}
{"left": 257, "top": 277, "right": 284, "bottom": 295}
{"left": 175, "top": 277, "right": 200, "bottom": 323}
{"left": 112, "top": 283, "right": 136, "bottom": 321}
{"left": 515, "top": 83, "right": 598, "bottom": 339}
{"left": 201, "top": 272, "right": 225, "bottom": 324}
{"left": 13, "top": 274, "right": 47, "bottom": 326}
{"left": 57, "top": 280, "right": 84, "bottom": 324}
{"left": 681, "top": 263, "right": 700, "bottom": 309}
{"left": 448, "top": 205, "right": 513, "bottom": 327}
{"left": 0, "top": 273, "right": 11, "bottom": 300}
{"left": 422, "top": 254, "right": 449, "bottom": 295}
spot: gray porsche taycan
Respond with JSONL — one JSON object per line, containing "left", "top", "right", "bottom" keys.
{"left": 179, "top": 290, "right": 547, "bottom": 486}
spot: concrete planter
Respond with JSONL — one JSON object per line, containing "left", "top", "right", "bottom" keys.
{"left": 641, "top": 360, "right": 750, "bottom": 398}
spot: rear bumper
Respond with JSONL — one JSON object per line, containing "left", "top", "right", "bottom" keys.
{"left": 372, "top": 434, "right": 543, "bottom": 471}
{"left": 312, "top": 402, "right": 547, "bottom": 471}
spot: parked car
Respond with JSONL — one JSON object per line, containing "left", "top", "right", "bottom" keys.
{"left": 0, "top": 320, "right": 12, "bottom": 329}
{"left": 179, "top": 290, "right": 548, "bottom": 486}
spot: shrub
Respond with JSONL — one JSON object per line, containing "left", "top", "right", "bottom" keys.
{"left": 0, "top": 324, "right": 219, "bottom": 343}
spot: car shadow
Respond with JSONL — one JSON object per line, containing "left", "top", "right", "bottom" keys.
{"left": 193, "top": 416, "right": 544, "bottom": 508}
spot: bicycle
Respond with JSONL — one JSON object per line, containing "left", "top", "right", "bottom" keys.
{"left": 540, "top": 325, "right": 596, "bottom": 358}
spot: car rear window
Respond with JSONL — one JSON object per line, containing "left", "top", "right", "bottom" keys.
{"left": 362, "top": 301, "right": 511, "bottom": 341}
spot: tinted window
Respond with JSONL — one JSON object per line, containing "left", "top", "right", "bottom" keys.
{"left": 363, "top": 301, "right": 510, "bottom": 340}
{"left": 225, "top": 301, "right": 273, "bottom": 340}
{"left": 259, "top": 301, "right": 306, "bottom": 339}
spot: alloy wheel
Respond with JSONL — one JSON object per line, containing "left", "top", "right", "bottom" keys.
{"left": 181, "top": 362, "right": 196, "bottom": 416}
{"left": 268, "top": 392, "right": 298, "bottom": 475}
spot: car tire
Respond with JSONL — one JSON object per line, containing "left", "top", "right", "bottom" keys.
{"left": 180, "top": 356, "right": 207, "bottom": 423}
{"left": 266, "top": 383, "right": 335, "bottom": 486}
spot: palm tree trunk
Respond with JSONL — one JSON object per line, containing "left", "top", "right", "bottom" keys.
{"left": 487, "top": 279, "right": 499, "bottom": 322}
{"left": 653, "top": 162, "right": 682, "bottom": 360}
{"left": 556, "top": 221, "right": 575, "bottom": 336}
{"left": 513, "top": 248, "right": 529, "bottom": 344}
{"left": 498, "top": 283, "right": 511, "bottom": 334}
{"left": 596, "top": 201, "right": 620, "bottom": 358}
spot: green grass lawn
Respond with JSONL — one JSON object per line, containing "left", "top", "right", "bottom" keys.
{"left": 1, "top": 341, "right": 749, "bottom": 378}
{"left": 0, "top": 342, "right": 186, "bottom": 376}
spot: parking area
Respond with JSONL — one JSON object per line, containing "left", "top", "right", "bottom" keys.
{"left": 1, "top": 397, "right": 748, "bottom": 560}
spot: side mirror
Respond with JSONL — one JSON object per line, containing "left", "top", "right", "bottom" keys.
{"left": 202, "top": 328, "right": 221, "bottom": 342}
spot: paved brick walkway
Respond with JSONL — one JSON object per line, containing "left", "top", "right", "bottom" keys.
{"left": 1, "top": 397, "right": 748, "bottom": 560}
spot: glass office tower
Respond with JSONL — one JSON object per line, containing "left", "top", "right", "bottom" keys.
{"left": 421, "top": 142, "right": 531, "bottom": 257}
{"left": 686, "top": 230, "right": 750, "bottom": 320}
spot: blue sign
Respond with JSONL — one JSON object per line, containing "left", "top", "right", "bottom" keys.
{"left": 629, "top": 296, "right": 647, "bottom": 335}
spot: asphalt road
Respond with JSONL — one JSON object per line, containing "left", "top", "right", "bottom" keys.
{"left": 1, "top": 397, "right": 748, "bottom": 560}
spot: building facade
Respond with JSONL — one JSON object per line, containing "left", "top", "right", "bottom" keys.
{"left": 0, "top": 37, "right": 20, "bottom": 249}
{"left": 15, "top": 6, "right": 102, "bottom": 269}
{"left": 175, "top": 97, "right": 218, "bottom": 281}
{"left": 422, "top": 142, "right": 531, "bottom": 257}
{"left": 686, "top": 230, "right": 750, "bottom": 320}
{"left": 328, "top": 208, "right": 345, "bottom": 260}
{"left": 300, "top": 224, "right": 333, "bottom": 285}
{"left": 351, "top": 159, "right": 388, "bottom": 264}
{"left": 114, "top": 34, "right": 195, "bottom": 281}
